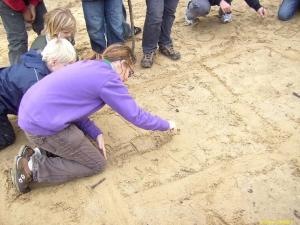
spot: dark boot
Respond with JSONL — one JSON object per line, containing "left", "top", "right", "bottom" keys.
{"left": 159, "top": 45, "right": 181, "bottom": 60}
{"left": 11, "top": 155, "right": 32, "bottom": 193}
{"left": 141, "top": 52, "right": 155, "bottom": 68}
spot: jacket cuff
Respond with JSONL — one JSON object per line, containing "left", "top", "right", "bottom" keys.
{"left": 253, "top": 2, "right": 262, "bottom": 11}
{"left": 90, "top": 128, "right": 102, "bottom": 140}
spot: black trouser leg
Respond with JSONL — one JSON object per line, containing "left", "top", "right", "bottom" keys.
{"left": 0, "top": 114, "right": 16, "bottom": 150}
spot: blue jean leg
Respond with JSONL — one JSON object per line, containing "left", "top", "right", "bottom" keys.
{"left": 142, "top": 0, "right": 164, "bottom": 53}
{"left": 104, "top": 0, "right": 124, "bottom": 46}
{"left": 82, "top": 0, "right": 106, "bottom": 53}
{"left": 0, "top": 1, "right": 27, "bottom": 65}
{"left": 122, "top": 3, "right": 132, "bottom": 39}
{"left": 158, "top": 0, "right": 179, "bottom": 48}
{"left": 143, "top": 0, "right": 179, "bottom": 52}
{"left": 278, "top": 0, "right": 300, "bottom": 21}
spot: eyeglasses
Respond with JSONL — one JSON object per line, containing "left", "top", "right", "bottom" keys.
{"left": 124, "top": 61, "right": 134, "bottom": 77}
{"left": 128, "top": 66, "right": 134, "bottom": 77}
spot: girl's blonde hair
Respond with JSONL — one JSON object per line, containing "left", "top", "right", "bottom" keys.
{"left": 102, "top": 44, "right": 136, "bottom": 66}
{"left": 42, "top": 38, "right": 77, "bottom": 64}
{"left": 42, "top": 8, "right": 76, "bottom": 39}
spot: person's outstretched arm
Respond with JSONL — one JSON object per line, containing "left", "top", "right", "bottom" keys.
{"left": 244, "top": 0, "right": 267, "bottom": 17}
{"left": 99, "top": 76, "right": 171, "bottom": 131}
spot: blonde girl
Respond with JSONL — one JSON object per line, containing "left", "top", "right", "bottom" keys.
{"left": 31, "top": 8, "right": 76, "bottom": 51}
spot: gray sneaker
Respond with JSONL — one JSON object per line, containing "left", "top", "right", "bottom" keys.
{"left": 141, "top": 52, "right": 155, "bottom": 68}
{"left": 218, "top": 8, "right": 232, "bottom": 23}
{"left": 159, "top": 45, "right": 181, "bottom": 60}
{"left": 184, "top": 14, "right": 200, "bottom": 26}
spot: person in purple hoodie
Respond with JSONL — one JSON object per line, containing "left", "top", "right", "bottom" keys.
{"left": 12, "top": 43, "right": 176, "bottom": 193}
{"left": 0, "top": 38, "right": 76, "bottom": 151}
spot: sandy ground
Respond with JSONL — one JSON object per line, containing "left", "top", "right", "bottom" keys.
{"left": 0, "top": 0, "right": 300, "bottom": 224}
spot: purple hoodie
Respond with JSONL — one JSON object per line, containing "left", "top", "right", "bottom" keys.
{"left": 18, "top": 60, "right": 170, "bottom": 139}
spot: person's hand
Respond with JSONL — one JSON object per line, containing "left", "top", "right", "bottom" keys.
{"left": 168, "top": 120, "right": 176, "bottom": 130}
{"left": 97, "top": 134, "right": 107, "bottom": 160}
{"left": 257, "top": 7, "right": 267, "bottom": 17}
{"left": 28, "top": 4, "right": 36, "bottom": 22}
{"left": 220, "top": 0, "right": 231, "bottom": 14}
{"left": 167, "top": 120, "right": 180, "bottom": 135}
{"left": 22, "top": 7, "right": 33, "bottom": 23}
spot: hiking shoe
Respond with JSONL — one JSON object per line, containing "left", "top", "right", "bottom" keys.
{"left": 218, "top": 8, "right": 232, "bottom": 23}
{"left": 18, "top": 145, "right": 34, "bottom": 160}
{"left": 159, "top": 45, "right": 181, "bottom": 60}
{"left": 11, "top": 156, "right": 32, "bottom": 193}
{"left": 141, "top": 52, "right": 155, "bottom": 68}
{"left": 184, "top": 1, "right": 200, "bottom": 26}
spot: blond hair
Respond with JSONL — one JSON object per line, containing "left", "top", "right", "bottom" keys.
{"left": 42, "top": 38, "right": 76, "bottom": 64}
{"left": 102, "top": 44, "right": 136, "bottom": 66}
{"left": 42, "top": 8, "right": 76, "bottom": 39}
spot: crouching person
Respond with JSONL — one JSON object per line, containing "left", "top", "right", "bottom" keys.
{"left": 0, "top": 38, "right": 76, "bottom": 150}
{"left": 12, "top": 43, "right": 176, "bottom": 193}
{"left": 185, "top": 0, "right": 267, "bottom": 25}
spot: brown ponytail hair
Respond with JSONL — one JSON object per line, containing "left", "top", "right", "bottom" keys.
{"left": 102, "top": 44, "right": 136, "bottom": 66}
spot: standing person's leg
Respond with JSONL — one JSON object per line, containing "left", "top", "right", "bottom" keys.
{"left": 278, "top": 0, "right": 300, "bottom": 21}
{"left": 185, "top": 0, "right": 211, "bottom": 23}
{"left": 105, "top": 0, "right": 124, "bottom": 46}
{"left": 82, "top": 0, "right": 106, "bottom": 53}
{"left": 18, "top": 125, "right": 106, "bottom": 187}
{"left": 122, "top": 2, "right": 142, "bottom": 40}
{"left": 122, "top": 3, "right": 132, "bottom": 39}
{"left": 141, "top": 0, "right": 164, "bottom": 68}
{"left": 158, "top": 0, "right": 180, "bottom": 60}
{"left": 0, "top": 1, "right": 27, "bottom": 65}
{"left": 32, "top": 1, "right": 47, "bottom": 35}
{"left": 0, "top": 113, "right": 16, "bottom": 150}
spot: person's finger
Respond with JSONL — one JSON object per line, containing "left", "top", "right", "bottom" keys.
{"left": 102, "top": 147, "right": 107, "bottom": 160}
{"left": 263, "top": 8, "right": 267, "bottom": 16}
{"left": 99, "top": 147, "right": 106, "bottom": 159}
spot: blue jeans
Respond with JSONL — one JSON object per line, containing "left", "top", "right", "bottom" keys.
{"left": 278, "top": 0, "right": 300, "bottom": 21}
{"left": 82, "top": 0, "right": 124, "bottom": 53}
{"left": 122, "top": 3, "right": 132, "bottom": 39}
{"left": 142, "top": 0, "right": 179, "bottom": 53}
{"left": 0, "top": 1, "right": 46, "bottom": 65}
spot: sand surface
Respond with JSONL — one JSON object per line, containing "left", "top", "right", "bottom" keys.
{"left": 0, "top": 0, "right": 300, "bottom": 224}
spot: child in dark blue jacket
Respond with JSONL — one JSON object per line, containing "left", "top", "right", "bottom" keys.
{"left": 0, "top": 38, "right": 76, "bottom": 150}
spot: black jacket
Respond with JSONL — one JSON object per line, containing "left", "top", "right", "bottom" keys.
{"left": 0, "top": 50, "right": 50, "bottom": 115}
